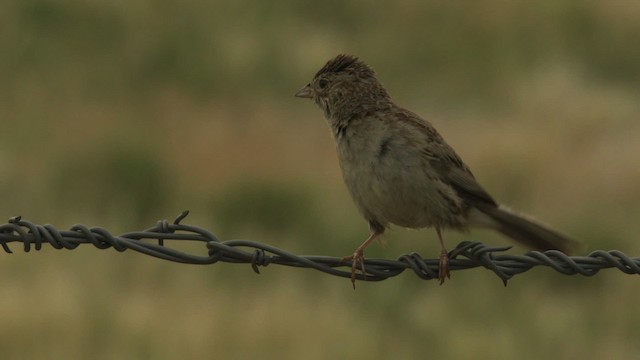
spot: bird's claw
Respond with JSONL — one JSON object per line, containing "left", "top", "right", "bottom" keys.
{"left": 342, "top": 250, "right": 366, "bottom": 289}
{"left": 438, "top": 248, "right": 450, "bottom": 285}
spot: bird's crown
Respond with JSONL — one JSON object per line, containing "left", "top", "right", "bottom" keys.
{"left": 314, "top": 54, "right": 375, "bottom": 79}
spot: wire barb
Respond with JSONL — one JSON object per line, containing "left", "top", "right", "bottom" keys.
{"left": 0, "top": 213, "right": 637, "bottom": 284}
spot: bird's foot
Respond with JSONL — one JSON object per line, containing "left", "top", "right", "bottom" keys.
{"left": 438, "top": 248, "right": 450, "bottom": 285}
{"left": 341, "top": 249, "right": 365, "bottom": 289}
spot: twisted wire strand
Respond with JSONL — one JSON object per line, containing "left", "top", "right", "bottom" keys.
{"left": 0, "top": 211, "right": 637, "bottom": 284}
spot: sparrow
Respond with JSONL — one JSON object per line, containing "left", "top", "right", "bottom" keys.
{"left": 295, "top": 54, "right": 576, "bottom": 287}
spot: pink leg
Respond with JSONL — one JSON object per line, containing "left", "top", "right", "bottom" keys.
{"left": 342, "top": 225, "right": 385, "bottom": 289}
{"left": 436, "top": 227, "right": 450, "bottom": 284}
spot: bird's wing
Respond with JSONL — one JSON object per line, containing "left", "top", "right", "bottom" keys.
{"left": 421, "top": 133, "right": 498, "bottom": 207}
{"left": 394, "top": 107, "right": 498, "bottom": 207}
{"left": 445, "top": 165, "right": 498, "bottom": 206}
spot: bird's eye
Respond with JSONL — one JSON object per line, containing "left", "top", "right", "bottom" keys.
{"left": 318, "top": 79, "right": 329, "bottom": 89}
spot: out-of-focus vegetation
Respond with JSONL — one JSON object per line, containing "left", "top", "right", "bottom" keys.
{"left": 1, "top": 1, "right": 639, "bottom": 359}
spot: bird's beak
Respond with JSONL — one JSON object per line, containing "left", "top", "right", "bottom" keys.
{"left": 294, "top": 84, "right": 314, "bottom": 99}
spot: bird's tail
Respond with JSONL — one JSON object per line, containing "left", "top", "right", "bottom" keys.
{"left": 471, "top": 204, "right": 578, "bottom": 254}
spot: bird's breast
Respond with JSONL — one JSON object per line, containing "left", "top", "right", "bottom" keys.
{"left": 336, "top": 128, "right": 467, "bottom": 229}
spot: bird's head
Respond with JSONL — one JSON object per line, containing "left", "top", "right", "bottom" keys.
{"left": 295, "top": 54, "right": 390, "bottom": 120}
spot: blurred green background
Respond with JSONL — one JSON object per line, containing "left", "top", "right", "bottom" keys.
{"left": 1, "top": 1, "right": 640, "bottom": 359}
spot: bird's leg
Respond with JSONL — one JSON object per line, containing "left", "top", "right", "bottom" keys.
{"left": 436, "top": 227, "right": 450, "bottom": 284}
{"left": 342, "top": 222, "right": 385, "bottom": 289}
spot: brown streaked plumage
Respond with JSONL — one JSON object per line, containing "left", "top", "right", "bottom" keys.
{"left": 295, "top": 54, "right": 578, "bottom": 288}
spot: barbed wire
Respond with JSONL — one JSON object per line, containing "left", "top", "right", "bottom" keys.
{"left": 0, "top": 211, "right": 637, "bottom": 284}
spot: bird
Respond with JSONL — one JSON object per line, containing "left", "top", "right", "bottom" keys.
{"left": 295, "top": 54, "right": 577, "bottom": 288}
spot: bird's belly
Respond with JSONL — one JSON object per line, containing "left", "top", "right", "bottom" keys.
{"left": 340, "top": 154, "right": 466, "bottom": 229}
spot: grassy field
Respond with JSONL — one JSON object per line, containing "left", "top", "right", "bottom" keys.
{"left": 1, "top": 1, "right": 640, "bottom": 359}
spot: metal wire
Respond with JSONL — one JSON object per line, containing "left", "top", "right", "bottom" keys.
{"left": 0, "top": 211, "right": 637, "bottom": 284}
